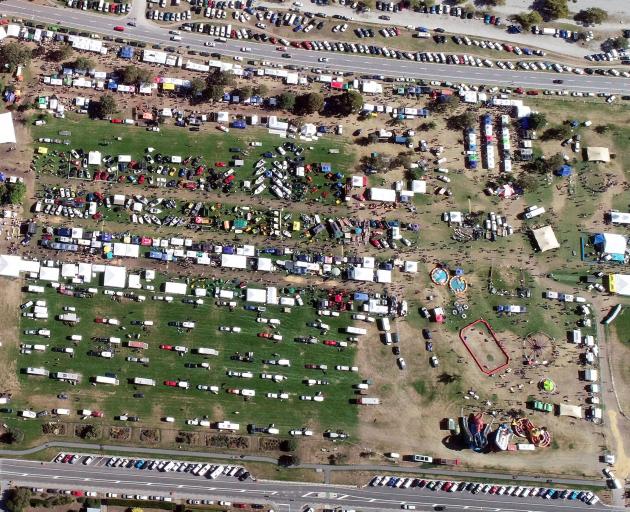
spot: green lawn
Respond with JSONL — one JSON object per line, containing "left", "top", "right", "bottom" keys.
{"left": 9, "top": 276, "right": 363, "bottom": 445}
{"left": 31, "top": 114, "right": 356, "bottom": 205}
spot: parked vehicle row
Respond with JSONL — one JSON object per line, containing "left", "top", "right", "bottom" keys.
{"left": 65, "top": 0, "right": 130, "bottom": 14}
{"left": 369, "top": 475, "right": 601, "bottom": 505}
{"left": 53, "top": 452, "right": 253, "bottom": 481}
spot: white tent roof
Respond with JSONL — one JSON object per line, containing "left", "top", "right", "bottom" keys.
{"left": 0, "top": 112, "right": 17, "bottom": 144}
{"left": 246, "top": 288, "right": 266, "bottom": 303}
{"left": 532, "top": 226, "right": 560, "bottom": 252}
{"left": 557, "top": 404, "right": 583, "bottom": 418}
{"left": 88, "top": 151, "right": 102, "bottom": 165}
{"left": 61, "top": 263, "right": 78, "bottom": 278}
{"left": 221, "top": 254, "right": 247, "bottom": 269}
{"left": 610, "top": 274, "right": 630, "bottom": 296}
{"left": 39, "top": 266, "right": 60, "bottom": 281}
{"left": 349, "top": 266, "right": 374, "bottom": 282}
{"left": 257, "top": 257, "right": 273, "bottom": 271}
{"left": 602, "top": 233, "right": 627, "bottom": 256}
{"left": 103, "top": 266, "right": 126, "bottom": 288}
{"left": 0, "top": 255, "right": 40, "bottom": 277}
{"left": 128, "top": 274, "right": 141, "bottom": 289}
{"left": 376, "top": 269, "right": 392, "bottom": 283}
{"left": 164, "top": 281, "right": 187, "bottom": 294}
{"left": 404, "top": 261, "right": 418, "bottom": 273}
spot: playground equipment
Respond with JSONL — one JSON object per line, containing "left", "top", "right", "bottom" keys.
{"left": 511, "top": 417, "right": 552, "bottom": 448}
{"left": 460, "top": 413, "right": 491, "bottom": 452}
{"left": 539, "top": 378, "right": 556, "bottom": 393}
{"left": 430, "top": 266, "right": 449, "bottom": 286}
{"left": 493, "top": 423, "right": 512, "bottom": 451}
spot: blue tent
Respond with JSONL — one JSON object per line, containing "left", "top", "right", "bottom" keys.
{"left": 555, "top": 164, "right": 572, "bottom": 177}
{"left": 119, "top": 46, "right": 134, "bottom": 59}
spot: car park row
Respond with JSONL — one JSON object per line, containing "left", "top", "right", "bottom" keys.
{"left": 369, "top": 475, "right": 601, "bottom": 506}
{"left": 54, "top": 452, "right": 252, "bottom": 481}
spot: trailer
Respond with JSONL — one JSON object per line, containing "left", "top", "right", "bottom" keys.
{"left": 357, "top": 397, "right": 380, "bottom": 405}
{"left": 345, "top": 326, "right": 367, "bottom": 335}
{"left": 52, "top": 372, "right": 80, "bottom": 383}
{"left": 133, "top": 377, "right": 156, "bottom": 386}
{"left": 215, "top": 421, "right": 240, "bottom": 431}
{"left": 53, "top": 408, "right": 70, "bottom": 415}
{"left": 94, "top": 375, "right": 119, "bottom": 385}
{"left": 127, "top": 341, "right": 149, "bottom": 349}
{"left": 433, "top": 458, "right": 462, "bottom": 466}
{"left": 195, "top": 347, "right": 220, "bottom": 356}
{"left": 25, "top": 367, "right": 49, "bottom": 377}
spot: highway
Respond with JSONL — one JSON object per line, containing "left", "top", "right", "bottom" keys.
{"left": 0, "top": 458, "right": 620, "bottom": 512}
{"left": 2, "top": 0, "right": 630, "bottom": 94}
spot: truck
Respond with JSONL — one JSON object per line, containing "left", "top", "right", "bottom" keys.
{"left": 524, "top": 206, "right": 546, "bottom": 219}
{"left": 53, "top": 408, "right": 70, "bottom": 415}
{"left": 345, "top": 326, "right": 367, "bottom": 335}
{"left": 434, "top": 458, "right": 462, "bottom": 466}
{"left": 496, "top": 305, "right": 527, "bottom": 314}
{"left": 52, "top": 372, "right": 80, "bottom": 382}
{"left": 195, "top": 347, "right": 220, "bottom": 356}
{"left": 357, "top": 397, "right": 380, "bottom": 405}
{"left": 214, "top": 421, "right": 240, "bottom": 431}
{"left": 25, "top": 367, "right": 49, "bottom": 377}
{"left": 410, "top": 454, "right": 433, "bottom": 463}
{"left": 94, "top": 375, "right": 119, "bottom": 385}
{"left": 133, "top": 377, "right": 156, "bottom": 386}
{"left": 127, "top": 341, "right": 149, "bottom": 349}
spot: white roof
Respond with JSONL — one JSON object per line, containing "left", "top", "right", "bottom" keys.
{"left": 164, "top": 282, "right": 187, "bottom": 294}
{"left": 39, "top": 266, "right": 60, "bottom": 281}
{"left": 609, "top": 211, "right": 630, "bottom": 224}
{"left": 610, "top": 274, "right": 630, "bottom": 296}
{"left": 0, "top": 255, "right": 40, "bottom": 277}
{"left": 128, "top": 274, "right": 141, "bottom": 289}
{"left": 602, "top": 233, "right": 627, "bottom": 256}
{"left": 221, "top": 254, "right": 247, "bottom": 269}
{"left": 0, "top": 112, "right": 17, "bottom": 144}
{"left": 532, "top": 226, "right": 560, "bottom": 252}
{"left": 362, "top": 257, "right": 375, "bottom": 269}
{"left": 404, "top": 261, "right": 418, "bottom": 273}
{"left": 368, "top": 188, "right": 397, "bottom": 202}
{"left": 411, "top": 180, "right": 426, "bottom": 194}
{"left": 88, "top": 151, "right": 102, "bottom": 165}
{"left": 557, "top": 404, "right": 583, "bottom": 418}
{"left": 113, "top": 243, "right": 140, "bottom": 258}
{"left": 103, "top": 265, "right": 127, "bottom": 288}
{"left": 349, "top": 266, "right": 374, "bottom": 282}
{"left": 376, "top": 269, "right": 392, "bottom": 283}
{"left": 61, "top": 263, "right": 78, "bottom": 278}
{"left": 257, "top": 257, "right": 273, "bottom": 271}
{"left": 246, "top": 288, "right": 266, "bottom": 303}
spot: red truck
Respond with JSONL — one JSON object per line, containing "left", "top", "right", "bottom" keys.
{"left": 434, "top": 458, "right": 462, "bottom": 466}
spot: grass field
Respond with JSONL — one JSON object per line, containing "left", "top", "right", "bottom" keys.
{"left": 8, "top": 274, "right": 364, "bottom": 443}
{"left": 31, "top": 115, "right": 356, "bottom": 205}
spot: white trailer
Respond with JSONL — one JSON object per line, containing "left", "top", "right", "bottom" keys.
{"left": 94, "top": 375, "right": 119, "bottom": 385}
{"left": 25, "top": 367, "right": 48, "bottom": 376}
{"left": 195, "top": 347, "right": 219, "bottom": 356}
{"left": 133, "top": 377, "right": 156, "bottom": 386}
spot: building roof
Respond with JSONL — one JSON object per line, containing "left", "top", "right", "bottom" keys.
{"left": 532, "top": 225, "right": 560, "bottom": 252}
{"left": 0, "top": 112, "right": 17, "bottom": 144}
{"left": 586, "top": 146, "right": 610, "bottom": 162}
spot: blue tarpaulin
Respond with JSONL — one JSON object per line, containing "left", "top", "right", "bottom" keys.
{"left": 119, "top": 46, "right": 134, "bottom": 59}
{"left": 555, "top": 164, "right": 572, "bottom": 177}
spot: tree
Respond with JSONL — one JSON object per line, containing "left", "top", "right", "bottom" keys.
{"left": 6, "top": 182, "right": 26, "bottom": 205}
{"left": 437, "top": 373, "right": 461, "bottom": 384}
{"left": 234, "top": 85, "right": 252, "bottom": 99}
{"left": 73, "top": 56, "right": 95, "bottom": 71}
{"left": 541, "top": 124, "right": 572, "bottom": 140}
{"left": 278, "top": 454, "right": 300, "bottom": 467}
{"left": 205, "top": 84, "right": 225, "bottom": 102}
{"left": 6, "top": 488, "right": 32, "bottom": 512}
{"left": 294, "top": 92, "right": 324, "bottom": 115}
{"left": 595, "top": 124, "right": 610, "bottom": 134}
{"left": 206, "top": 69, "right": 235, "bottom": 88}
{"left": 477, "top": 0, "right": 505, "bottom": 5}
{"left": 96, "top": 94, "right": 117, "bottom": 118}
{"left": 574, "top": 7, "right": 608, "bottom": 25}
{"left": 528, "top": 112, "right": 548, "bottom": 130}
{"left": 447, "top": 111, "right": 477, "bottom": 130}
{"left": 120, "top": 65, "right": 152, "bottom": 86}
{"left": 0, "top": 42, "right": 32, "bottom": 72}
{"left": 189, "top": 77, "right": 206, "bottom": 97}
{"left": 609, "top": 36, "right": 629, "bottom": 50}
{"left": 253, "top": 84, "right": 268, "bottom": 97}
{"left": 48, "top": 44, "right": 73, "bottom": 62}
{"left": 364, "top": 152, "right": 393, "bottom": 173}
{"left": 278, "top": 92, "right": 296, "bottom": 111}
{"left": 280, "top": 439, "right": 298, "bottom": 452}
{"left": 328, "top": 90, "right": 364, "bottom": 116}
{"left": 514, "top": 10, "right": 543, "bottom": 30}
{"left": 535, "top": 0, "right": 569, "bottom": 20}
{"left": 516, "top": 172, "right": 540, "bottom": 192}
{"left": 432, "top": 94, "right": 460, "bottom": 113}
{"left": 418, "top": 121, "right": 437, "bottom": 131}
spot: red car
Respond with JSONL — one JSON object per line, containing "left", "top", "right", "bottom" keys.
{"left": 526, "top": 90, "right": 540, "bottom": 96}
{"left": 514, "top": 87, "right": 525, "bottom": 94}
{"left": 91, "top": 411, "right": 104, "bottom": 418}
{"left": 71, "top": 491, "right": 84, "bottom": 497}
{"left": 258, "top": 332, "right": 271, "bottom": 339}
{"left": 215, "top": 162, "right": 226, "bottom": 167}
{"left": 63, "top": 454, "right": 73, "bottom": 463}
{"left": 113, "top": 25, "right": 124, "bottom": 31}
{"left": 305, "top": 364, "right": 318, "bottom": 369}
{"left": 159, "top": 344, "right": 173, "bottom": 350}
{"left": 94, "top": 317, "right": 106, "bottom": 324}
{"left": 369, "top": 238, "right": 382, "bottom": 249}
{"left": 164, "top": 380, "right": 177, "bottom": 387}
{"left": 224, "top": 175, "right": 235, "bottom": 185}
{"left": 323, "top": 340, "right": 337, "bottom": 346}
{"left": 111, "top": 119, "right": 123, "bottom": 124}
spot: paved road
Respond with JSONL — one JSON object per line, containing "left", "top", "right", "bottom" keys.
{"left": 0, "top": 441, "right": 608, "bottom": 488}
{"left": 3, "top": 0, "right": 630, "bottom": 94}
{"left": 0, "top": 458, "right": 619, "bottom": 512}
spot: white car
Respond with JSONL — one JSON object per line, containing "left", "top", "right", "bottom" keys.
{"left": 318, "top": 57, "right": 329, "bottom": 62}
{"left": 241, "top": 47, "right": 252, "bottom": 52}
{"left": 430, "top": 356, "right": 439, "bottom": 367}
{"left": 204, "top": 41, "right": 215, "bottom": 47}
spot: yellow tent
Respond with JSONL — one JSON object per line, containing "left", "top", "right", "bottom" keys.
{"left": 37, "top": 147, "right": 48, "bottom": 155}
{"left": 162, "top": 83, "right": 175, "bottom": 91}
